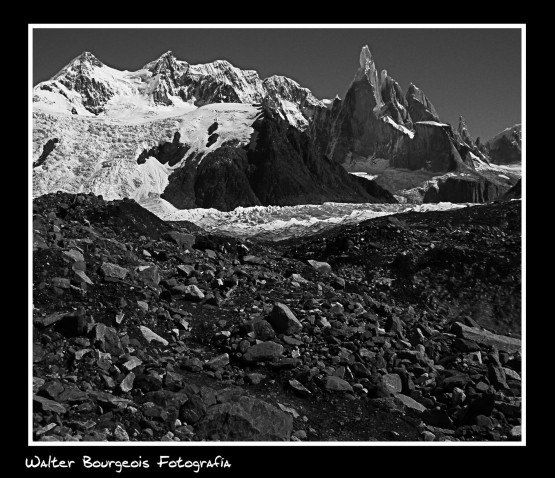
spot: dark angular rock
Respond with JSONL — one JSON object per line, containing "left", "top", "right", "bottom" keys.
{"left": 38, "top": 380, "right": 65, "bottom": 400}
{"left": 459, "top": 394, "right": 496, "bottom": 425}
{"left": 173, "top": 284, "right": 205, "bottom": 301}
{"left": 56, "top": 387, "right": 89, "bottom": 403}
{"left": 422, "top": 409, "right": 454, "bottom": 429}
{"left": 162, "top": 231, "right": 196, "bottom": 250}
{"left": 307, "top": 260, "right": 332, "bottom": 274}
{"left": 91, "top": 324, "right": 124, "bottom": 355}
{"left": 243, "top": 341, "right": 284, "bottom": 363}
{"left": 453, "top": 337, "right": 482, "bottom": 353}
{"left": 137, "top": 266, "right": 160, "bottom": 285}
{"left": 182, "top": 357, "right": 203, "bottom": 372}
{"left": 54, "top": 309, "right": 93, "bottom": 337}
{"left": 177, "top": 264, "right": 195, "bottom": 277}
{"left": 33, "top": 395, "right": 67, "bottom": 414}
{"left": 267, "top": 303, "right": 303, "bottom": 335}
{"left": 288, "top": 379, "right": 311, "bottom": 397}
{"left": 100, "top": 262, "right": 128, "bottom": 280}
{"left": 87, "top": 391, "right": 132, "bottom": 410}
{"left": 385, "top": 316, "right": 404, "bottom": 337}
{"left": 324, "top": 376, "right": 353, "bottom": 392}
{"left": 205, "top": 353, "right": 230, "bottom": 371}
{"left": 350, "top": 362, "right": 372, "bottom": 378}
{"left": 381, "top": 374, "right": 403, "bottom": 395}
{"left": 179, "top": 395, "right": 207, "bottom": 425}
{"left": 196, "top": 396, "right": 293, "bottom": 441}
{"left": 451, "top": 322, "right": 521, "bottom": 353}
{"left": 488, "top": 364, "right": 508, "bottom": 390}
{"left": 253, "top": 319, "right": 276, "bottom": 340}
{"left": 267, "top": 357, "right": 301, "bottom": 370}
{"left": 242, "top": 255, "right": 263, "bottom": 265}
{"left": 331, "top": 277, "right": 346, "bottom": 290}
{"left": 134, "top": 374, "right": 163, "bottom": 392}
{"left": 394, "top": 393, "right": 427, "bottom": 413}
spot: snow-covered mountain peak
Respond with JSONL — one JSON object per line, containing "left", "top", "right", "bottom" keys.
{"left": 263, "top": 75, "right": 321, "bottom": 104}
{"left": 35, "top": 50, "right": 132, "bottom": 116}
{"left": 261, "top": 75, "right": 326, "bottom": 130}
{"left": 143, "top": 50, "right": 187, "bottom": 74}
{"left": 51, "top": 51, "right": 104, "bottom": 80}
{"left": 34, "top": 50, "right": 329, "bottom": 128}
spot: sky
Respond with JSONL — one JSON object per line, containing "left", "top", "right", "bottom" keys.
{"left": 31, "top": 26, "right": 522, "bottom": 141}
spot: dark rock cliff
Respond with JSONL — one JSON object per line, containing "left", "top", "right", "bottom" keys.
{"left": 486, "top": 125, "right": 521, "bottom": 165}
{"left": 423, "top": 175, "right": 510, "bottom": 203}
{"left": 34, "top": 138, "right": 59, "bottom": 168}
{"left": 326, "top": 78, "right": 406, "bottom": 163}
{"left": 137, "top": 132, "right": 190, "bottom": 167}
{"left": 159, "top": 107, "right": 397, "bottom": 211}
{"left": 392, "top": 122, "right": 465, "bottom": 172}
{"left": 405, "top": 84, "right": 440, "bottom": 123}
{"left": 500, "top": 179, "right": 521, "bottom": 200}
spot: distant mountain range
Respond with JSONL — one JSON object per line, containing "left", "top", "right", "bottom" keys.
{"left": 33, "top": 46, "right": 521, "bottom": 211}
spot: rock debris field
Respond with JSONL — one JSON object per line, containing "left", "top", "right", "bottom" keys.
{"left": 32, "top": 192, "right": 522, "bottom": 442}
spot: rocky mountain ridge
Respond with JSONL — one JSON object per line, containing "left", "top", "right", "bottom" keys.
{"left": 485, "top": 124, "right": 522, "bottom": 165}
{"left": 34, "top": 50, "right": 323, "bottom": 130}
{"left": 311, "top": 46, "right": 520, "bottom": 203}
{"left": 33, "top": 46, "right": 521, "bottom": 211}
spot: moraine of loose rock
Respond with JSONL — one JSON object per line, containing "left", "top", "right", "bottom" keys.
{"left": 31, "top": 190, "right": 521, "bottom": 442}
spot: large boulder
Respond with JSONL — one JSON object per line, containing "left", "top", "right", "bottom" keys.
{"left": 242, "top": 341, "right": 284, "bottom": 363}
{"left": 162, "top": 231, "right": 196, "bottom": 250}
{"left": 451, "top": 322, "right": 521, "bottom": 353}
{"left": 100, "top": 262, "right": 128, "bottom": 280}
{"left": 195, "top": 396, "right": 293, "bottom": 441}
{"left": 267, "top": 303, "right": 303, "bottom": 334}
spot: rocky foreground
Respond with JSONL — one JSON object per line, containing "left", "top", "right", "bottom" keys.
{"left": 32, "top": 192, "right": 522, "bottom": 442}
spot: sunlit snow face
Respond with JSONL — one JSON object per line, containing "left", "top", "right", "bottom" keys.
{"left": 32, "top": 103, "right": 262, "bottom": 202}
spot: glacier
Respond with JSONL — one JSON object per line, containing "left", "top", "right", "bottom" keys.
{"left": 141, "top": 197, "right": 474, "bottom": 242}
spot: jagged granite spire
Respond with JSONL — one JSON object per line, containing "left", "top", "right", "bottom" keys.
{"left": 354, "top": 45, "right": 384, "bottom": 109}
{"left": 458, "top": 115, "right": 474, "bottom": 144}
{"left": 379, "top": 69, "right": 412, "bottom": 127}
{"left": 406, "top": 83, "right": 440, "bottom": 123}
{"left": 485, "top": 124, "right": 522, "bottom": 164}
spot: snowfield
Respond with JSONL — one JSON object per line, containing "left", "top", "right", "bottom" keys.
{"left": 33, "top": 103, "right": 261, "bottom": 200}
